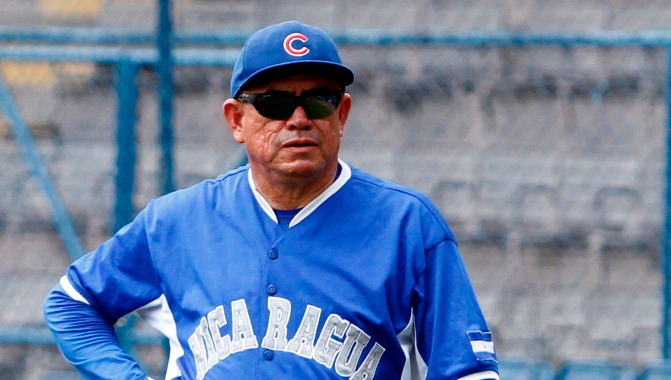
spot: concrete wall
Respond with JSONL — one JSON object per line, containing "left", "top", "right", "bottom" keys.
{"left": 0, "top": 0, "right": 669, "bottom": 378}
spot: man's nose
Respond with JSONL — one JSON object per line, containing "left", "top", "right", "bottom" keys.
{"left": 286, "top": 105, "right": 311, "bottom": 129}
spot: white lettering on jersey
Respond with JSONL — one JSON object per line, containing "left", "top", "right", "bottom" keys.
{"left": 351, "top": 342, "right": 386, "bottom": 380}
{"left": 187, "top": 297, "right": 385, "bottom": 379}
{"left": 336, "top": 324, "right": 372, "bottom": 377}
{"left": 230, "top": 299, "right": 259, "bottom": 353}
{"left": 287, "top": 304, "right": 321, "bottom": 358}
{"left": 262, "top": 296, "right": 291, "bottom": 350}
{"left": 187, "top": 316, "right": 216, "bottom": 380}
{"left": 314, "top": 314, "right": 350, "bottom": 368}
{"left": 207, "top": 305, "right": 231, "bottom": 360}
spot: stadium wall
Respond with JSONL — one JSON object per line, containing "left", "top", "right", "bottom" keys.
{"left": 1, "top": 1, "right": 670, "bottom": 378}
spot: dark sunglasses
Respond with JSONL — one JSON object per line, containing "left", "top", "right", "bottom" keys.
{"left": 236, "top": 89, "right": 344, "bottom": 120}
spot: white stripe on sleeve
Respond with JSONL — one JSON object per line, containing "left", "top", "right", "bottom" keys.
{"left": 457, "top": 370, "right": 500, "bottom": 380}
{"left": 136, "top": 295, "right": 184, "bottom": 380}
{"left": 59, "top": 275, "right": 90, "bottom": 305}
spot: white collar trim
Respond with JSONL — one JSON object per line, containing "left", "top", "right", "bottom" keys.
{"left": 247, "top": 159, "right": 352, "bottom": 228}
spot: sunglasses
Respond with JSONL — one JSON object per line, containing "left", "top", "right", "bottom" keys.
{"left": 236, "top": 89, "right": 343, "bottom": 120}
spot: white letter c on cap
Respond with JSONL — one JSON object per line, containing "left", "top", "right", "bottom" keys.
{"left": 283, "top": 33, "right": 309, "bottom": 57}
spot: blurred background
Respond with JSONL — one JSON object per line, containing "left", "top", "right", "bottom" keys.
{"left": 1, "top": 0, "right": 671, "bottom": 379}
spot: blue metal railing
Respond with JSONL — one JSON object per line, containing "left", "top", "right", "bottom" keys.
{"left": 2, "top": 26, "right": 671, "bottom": 47}
{"left": 0, "top": 72, "right": 85, "bottom": 262}
{"left": 664, "top": 49, "right": 671, "bottom": 360}
{"left": 113, "top": 60, "right": 139, "bottom": 233}
{"left": 157, "top": 0, "right": 175, "bottom": 195}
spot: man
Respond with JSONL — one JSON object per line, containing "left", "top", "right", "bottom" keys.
{"left": 44, "top": 20, "right": 499, "bottom": 380}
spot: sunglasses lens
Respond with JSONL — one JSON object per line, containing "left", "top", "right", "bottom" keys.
{"left": 303, "top": 96, "right": 338, "bottom": 119}
{"left": 240, "top": 91, "right": 342, "bottom": 120}
{"left": 254, "top": 94, "right": 297, "bottom": 119}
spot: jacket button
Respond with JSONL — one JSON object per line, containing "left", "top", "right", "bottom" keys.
{"left": 263, "top": 349, "right": 274, "bottom": 361}
{"left": 267, "top": 249, "right": 278, "bottom": 260}
{"left": 266, "top": 284, "right": 277, "bottom": 295}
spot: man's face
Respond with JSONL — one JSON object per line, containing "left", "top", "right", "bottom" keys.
{"left": 225, "top": 73, "right": 352, "bottom": 182}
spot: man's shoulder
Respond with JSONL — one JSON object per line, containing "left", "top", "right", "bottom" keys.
{"left": 175, "top": 165, "right": 247, "bottom": 193}
{"left": 149, "top": 165, "right": 250, "bottom": 210}
{"left": 201, "top": 165, "right": 250, "bottom": 188}
{"left": 348, "top": 165, "right": 430, "bottom": 203}
{"left": 347, "top": 164, "right": 455, "bottom": 241}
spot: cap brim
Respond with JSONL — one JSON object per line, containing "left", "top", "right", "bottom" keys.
{"left": 236, "top": 61, "right": 354, "bottom": 96}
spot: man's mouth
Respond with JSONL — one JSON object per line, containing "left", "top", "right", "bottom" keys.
{"left": 283, "top": 138, "right": 318, "bottom": 148}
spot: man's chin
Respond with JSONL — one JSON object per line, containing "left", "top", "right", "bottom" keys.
{"left": 274, "top": 159, "right": 331, "bottom": 179}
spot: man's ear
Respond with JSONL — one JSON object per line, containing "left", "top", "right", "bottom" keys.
{"left": 223, "top": 99, "right": 245, "bottom": 143}
{"left": 337, "top": 93, "right": 352, "bottom": 137}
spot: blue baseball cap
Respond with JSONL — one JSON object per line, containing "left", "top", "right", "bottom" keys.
{"left": 230, "top": 21, "right": 354, "bottom": 98}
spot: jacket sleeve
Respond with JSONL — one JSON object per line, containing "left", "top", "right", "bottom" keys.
{"left": 412, "top": 239, "right": 499, "bottom": 379}
{"left": 43, "top": 280, "right": 148, "bottom": 380}
{"left": 43, "top": 206, "right": 162, "bottom": 379}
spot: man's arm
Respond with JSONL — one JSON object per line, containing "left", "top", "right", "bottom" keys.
{"left": 412, "top": 239, "right": 499, "bottom": 379}
{"left": 43, "top": 277, "right": 149, "bottom": 380}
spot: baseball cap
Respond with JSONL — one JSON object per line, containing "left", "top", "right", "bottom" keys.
{"left": 230, "top": 21, "right": 354, "bottom": 98}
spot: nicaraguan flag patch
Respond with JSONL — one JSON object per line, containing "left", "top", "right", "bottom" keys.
{"left": 467, "top": 330, "right": 497, "bottom": 361}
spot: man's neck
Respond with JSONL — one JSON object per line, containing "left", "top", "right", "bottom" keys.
{"left": 251, "top": 163, "right": 340, "bottom": 210}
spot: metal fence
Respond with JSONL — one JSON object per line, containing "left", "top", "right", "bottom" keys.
{"left": 1, "top": 1, "right": 671, "bottom": 379}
